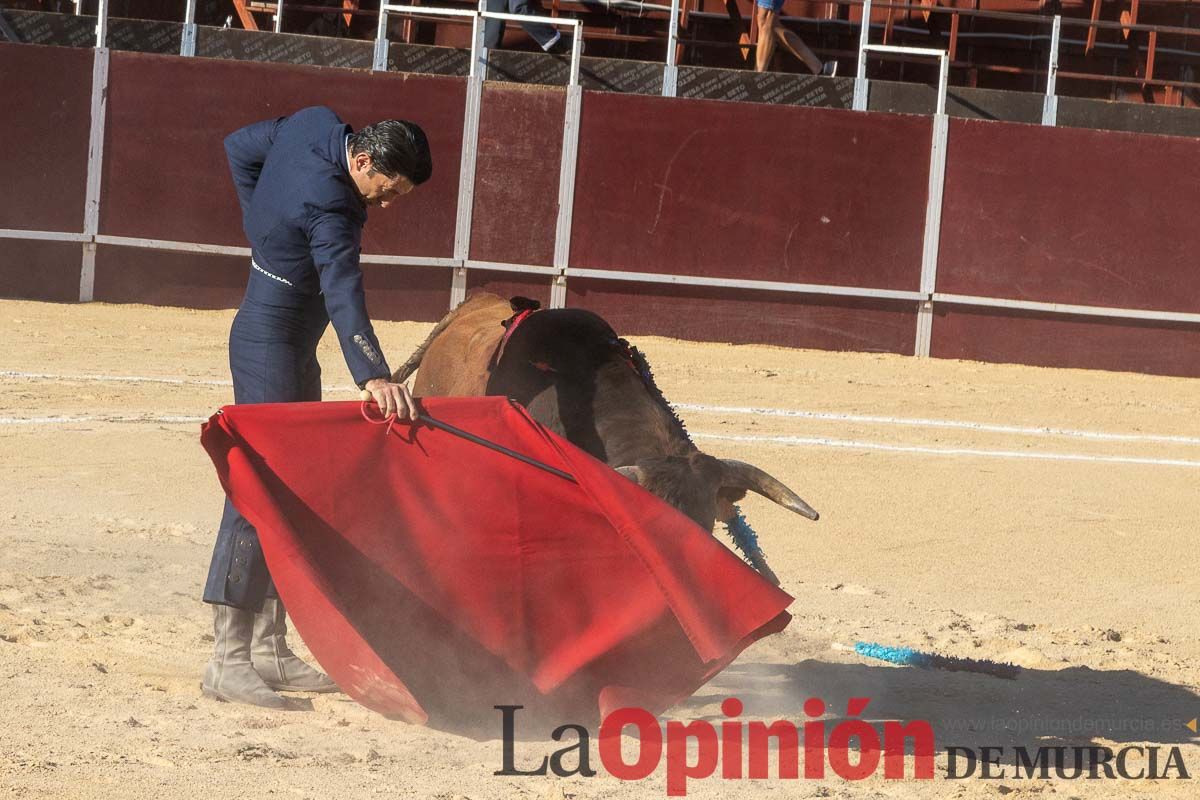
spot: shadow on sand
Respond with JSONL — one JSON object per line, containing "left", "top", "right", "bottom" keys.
{"left": 681, "top": 659, "right": 1200, "bottom": 752}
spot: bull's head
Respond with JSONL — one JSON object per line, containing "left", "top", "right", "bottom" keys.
{"left": 615, "top": 454, "right": 816, "bottom": 585}
{"left": 614, "top": 452, "right": 818, "bottom": 534}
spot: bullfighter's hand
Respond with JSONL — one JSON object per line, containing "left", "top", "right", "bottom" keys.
{"left": 361, "top": 378, "right": 418, "bottom": 421}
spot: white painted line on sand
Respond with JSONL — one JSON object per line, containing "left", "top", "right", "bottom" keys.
{"left": 0, "top": 415, "right": 207, "bottom": 426}
{"left": 0, "top": 370, "right": 356, "bottom": 392}
{"left": 4, "top": 414, "right": 1198, "bottom": 469}
{"left": 691, "top": 432, "right": 1200, "bottom": 469}
{"left": 0, "top": 370, "right": 232, "bottom": 387}
{"left": 3, "top": 370, "right": 1195, "bottom": 449}
{"left": 675, "top": 403, "right": 1200, "bottom": 447}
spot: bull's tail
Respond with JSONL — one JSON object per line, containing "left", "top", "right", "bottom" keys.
{"left": 391, "top": 303, "right": 465, "bottom": 384}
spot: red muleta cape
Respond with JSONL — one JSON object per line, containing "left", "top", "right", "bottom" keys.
{"left": 201, "top": 397, "right": 792, "bottom": 731}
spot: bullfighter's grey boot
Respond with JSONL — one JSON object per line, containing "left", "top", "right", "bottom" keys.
{"left": 251, "top": 598, "right": 338, "bottom": 693}
{"left": 202, "top": 604, "right": 293, "bottom": 709}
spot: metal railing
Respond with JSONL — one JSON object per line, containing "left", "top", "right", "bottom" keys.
{"left": 57, "top": 0, "right": 1200, "bottom": 101}
{"left": 372, "top": 4, "right": 584, "bottom": 84}
{"left": 373, "top": 4, "right": 479, "bottom": 74}
{"left": 765, "top": 0, "right": 1200, "bottom": 98}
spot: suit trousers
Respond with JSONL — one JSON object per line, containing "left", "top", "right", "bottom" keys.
{"left": 202, "top": 281, "right": 329, "bottom": 609}
{"left": 483, "top": 0, "right": 560, "bottom": 50}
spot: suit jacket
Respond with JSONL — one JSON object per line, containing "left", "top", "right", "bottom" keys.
{"left": 225, "top": 105, "right": 389, "bottom": 386}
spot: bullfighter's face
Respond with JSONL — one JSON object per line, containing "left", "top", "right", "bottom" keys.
{"left": 349, "top": 153, "right": 415, "bottom": 208}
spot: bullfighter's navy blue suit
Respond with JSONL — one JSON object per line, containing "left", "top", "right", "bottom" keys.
{"left": 203, "top": 106, "right": 392, "bottom": 609}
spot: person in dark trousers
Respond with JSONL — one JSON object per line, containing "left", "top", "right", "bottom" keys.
{"left": 755, "top": 0, "right": 837, "bottom": 76}
{"left": 484, "top": 0, "right": 572, "bottom": 53}
{"left": 202, "top": 105, "right": 431, "bottom": 709}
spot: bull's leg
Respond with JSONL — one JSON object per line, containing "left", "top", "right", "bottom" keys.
{"left": 390, "top": 303, "right": 465, "bottom": 384}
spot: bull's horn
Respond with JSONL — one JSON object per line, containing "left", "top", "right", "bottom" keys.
{"left": 615, "top": 466, "right": 645, "bottom": 485}
{"left": 720, "top": 460, "right": 819, "bottom": 521}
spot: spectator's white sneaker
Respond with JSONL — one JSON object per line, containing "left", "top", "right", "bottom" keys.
{"left": 820, "top": 60, "right": 838, "bottom": 77}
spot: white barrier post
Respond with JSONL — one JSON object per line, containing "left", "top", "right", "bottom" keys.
{"left": 915, "top": 50, "right": 950, "bottom": 357}
{"left": 1042, "top": 15, "right": 1061, "bottom": 126}
{"left": 95, "top": 0, "right": 108, "bottom": 47}
{"left": 81, "top": 47, "right": 110, "bottom": 302}
{"left": 470, "top": 8, "right": 485, "bottom": 79}
{"left": 553, "top": 20, "right": 585, "bottom": 307}
{"left": 181, "top": 0, "right": 198, "bottom": 57}
{"left": 662, "top": 0, "right": 681, "bottom": 97}
{"left": 451, "top": 3, "right": 489, "bottom": 307}
{"left": 852, "top": 0, "right": 872, "bottom": 110}
{"left": 372, "top": 4, "right": 389, "bottom": 71}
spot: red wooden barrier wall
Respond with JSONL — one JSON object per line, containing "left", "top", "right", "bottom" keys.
{"left": 0, "top": 44, "right": 94, "bottom": 302}
{"left": 571, "top": 93, "right": 931, "bottom": 291}
{"left": 469, "top": 84, "right": 565, "bottom": 267}
{"left": 564, "top": 281, "right": 917, "bottom": 352}
{"left": 566, "top": 92, "right": 930, "bottom": 353}
{"left": 91, "top": 51, "right": 467, "bottom": 318}
{"left": 938, "top": 119, "right": 1200, "bottom": 312}
{"left": 936, "top": 118, "right": 1200, "bottom": 376}
{"left": 99, "top": 51, "right": 465, "bottom": 254}
{"left": 2, "top": 240, "right": 84, "bottom": 304}
{"left": 931, "top": 307, "right": 1200, "bottom": 377}
{"left": 2, "top": 41, "right": 1199, "bottom": 377}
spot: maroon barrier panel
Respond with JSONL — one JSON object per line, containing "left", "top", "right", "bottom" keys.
{"left": 90, "top": 247, "right": 453, "bottom": 323}
{"left": 935, "top": 118, "right": 1200, "bottom": 376}
{"left": 932, "top": 307, "right": 1200, "bottom": 378}
{"left": 571, "top": 92, "right": 931, "bottom": 289}
{"left": 565, "top": 279, "right": 918, "bottom": 352}
{"left": 0, "top": 44, "right": 93, "bottom": 233}
{"left": 0, "top": 43, "right": 94, "bottom": 302}
{"left": 100, "top": 51, "right": 466, "bottom": 255}
{"left": 938, "top": 119, "right": 1200, "bottom": 313}
{"left": 358, "top": 264, "right": 453, "bottom": 324}
{"left": 0, "top": 240, "right": 84, "bottom": 304}
{"left": 567, "top": 91, "right": 931, "bottom": 352}
{"left": 94, "top": 51, "right": 463, "bottom": 318}
{"left": 5, "top": 42, "right": 1200, "bottom": 376}
{"left": 466, "top": 272, "right": 554, "bottom": 309}
{"left": 93, "top": 247, "right": 249, "bottom": 309}
{"left": 90, "top": 245, "right": 453, "bottom": 324}
{"left": 469, "top": 84, "right": 566, "bottom": 267}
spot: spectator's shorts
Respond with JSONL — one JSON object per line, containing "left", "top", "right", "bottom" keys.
{"left": 756, "top": 0, "right": 786, "bottom": 11}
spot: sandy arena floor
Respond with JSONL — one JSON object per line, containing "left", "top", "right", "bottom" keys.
{"left": 1, "top": 298, "right": 1197, "bottom": 799}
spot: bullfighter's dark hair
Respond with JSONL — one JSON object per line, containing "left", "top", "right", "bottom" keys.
{"left": 349, "top": 120, "right": 433, "bottom": 185}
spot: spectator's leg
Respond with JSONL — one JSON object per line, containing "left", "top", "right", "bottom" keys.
{"left": 484, "top": 0, "right": 508, "bottom": 49}
{"left": 508, "top": 0, "right": 561, "bottom": 51}
{"left": 776, "top": 26, "right": 823, "bottom": 74}
{"left": 755, "top": 7, "right": 778, "bottom": 73}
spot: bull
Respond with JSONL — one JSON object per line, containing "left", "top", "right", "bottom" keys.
{"left": 392, "top": 293, "right": 818, "bottom": 583}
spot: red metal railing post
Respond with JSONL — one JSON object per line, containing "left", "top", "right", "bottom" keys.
{"left": 1145, "top": 29, "right": 1157, "bottom": 87}
{"left": 949, "top": 11, "right": 959, "bottom": 62}
{"left": 1086, "top": 0, "right": 1101, "bottom": 54}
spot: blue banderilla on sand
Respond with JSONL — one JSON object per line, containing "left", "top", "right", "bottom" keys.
{"left": 851, "top": 641, "right": 1020, "bottom": 680}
